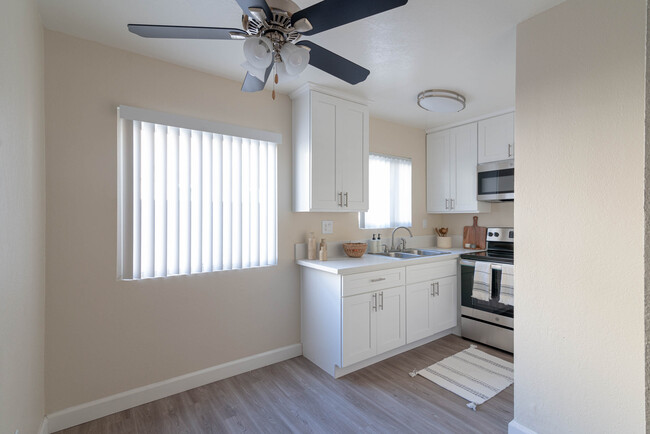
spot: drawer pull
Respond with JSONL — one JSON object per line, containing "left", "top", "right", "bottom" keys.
{"left": 370, "top": 277, "right": 386, "bottom": 282}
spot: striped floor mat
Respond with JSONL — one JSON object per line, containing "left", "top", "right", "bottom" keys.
{"left": 412, "top": 345, "right": 513, "bottom": 409}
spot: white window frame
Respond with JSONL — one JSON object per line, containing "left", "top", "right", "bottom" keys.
{"left": 117, "top": 106, "right": 281, "bottom": 280}
{"left": 359, "top": 152, "right": 412, "bottom": 230}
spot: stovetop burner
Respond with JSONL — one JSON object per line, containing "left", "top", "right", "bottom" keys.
{"left": 460, "top": 250, "right": 514, "bottom": 264}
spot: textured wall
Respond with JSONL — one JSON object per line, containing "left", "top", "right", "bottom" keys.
{"left": 43, "top": 30, "right": 445, "bottom": 412}
{"left": 514, "top": 0, "right": 646, "bottom": 432}
{"left": 0, "top": 0, "right": 46, "bottom": 433}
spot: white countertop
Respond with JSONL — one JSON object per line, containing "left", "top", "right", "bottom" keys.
{"left": 296, "top": 247, "right": 482, "bottom": 275}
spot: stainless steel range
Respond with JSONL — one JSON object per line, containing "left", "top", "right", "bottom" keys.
{"left": 459, "top": 227, "right": 514, "bottom": 353}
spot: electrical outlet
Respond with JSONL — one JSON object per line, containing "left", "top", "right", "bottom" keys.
{"left": 321, "top": 220, "right": 333, "bottom": 234}
{"left": 422, "top": 219, "right": 428, "bottom": 228}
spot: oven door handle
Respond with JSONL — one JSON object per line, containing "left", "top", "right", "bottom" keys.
{"left": 460, "top": 259, "right": 505, "bottom": 270}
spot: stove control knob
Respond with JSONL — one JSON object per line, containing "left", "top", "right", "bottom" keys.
{"left": 494, "top": 232, "right": 500, "bottom": 237}
{"left": 488, "top": 232, "right": 493, "bottom": 237}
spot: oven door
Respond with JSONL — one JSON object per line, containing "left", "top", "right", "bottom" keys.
{"left": 477, "top": 160, "right": 514, "bottom": 202}
{"left": 460, "top": 259, "right": 514, "bottom": 319}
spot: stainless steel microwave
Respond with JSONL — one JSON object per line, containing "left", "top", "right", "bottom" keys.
{"left": 477, "top": 160, "right": 514, "bottom": 202}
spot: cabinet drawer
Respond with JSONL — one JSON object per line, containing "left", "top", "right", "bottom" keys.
{"left": 406, "top": 260, "right": 457, "bottom": 285}
{"left": 342, "top": 267, "right": 405, "bottom": 297}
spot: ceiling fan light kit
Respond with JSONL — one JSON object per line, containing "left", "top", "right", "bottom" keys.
{"left": 417, "top": 89, "right": 466, "bottom": 113}
{"left": 127, "top": 0, "right": 409, "bottom": 94}
{"left": 243, "top": 36, "right": 273, "bottom": 69}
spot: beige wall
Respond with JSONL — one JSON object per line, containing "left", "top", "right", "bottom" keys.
{"left": 44, "top": 30, "right": 447, "bottom": 412}
{"left": 514, "top": 0, "right": 646, "bottom": 432}
{"left": 0, "top": 0, "right": 46, "bottom": 432}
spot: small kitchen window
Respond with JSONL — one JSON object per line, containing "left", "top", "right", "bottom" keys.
{"left": 359, "top": 153, "right": 412, "bottom": 229}
{"left": 117, "top": 106, "right": 280, "bottom": 280}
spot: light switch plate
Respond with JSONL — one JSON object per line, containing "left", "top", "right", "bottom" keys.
{"left": 322, "top": 220, "right": 334, "bottom": 234}
{"left": 422, "top": 219, "right": 428, "bottom": 228}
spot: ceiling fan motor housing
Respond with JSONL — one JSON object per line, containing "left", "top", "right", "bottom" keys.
{"left": 243, "top": 0, "right": 303, "bottom": 47}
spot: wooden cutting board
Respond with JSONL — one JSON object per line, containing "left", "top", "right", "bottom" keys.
{"left": 463, "top": 216, "right": 487, "bottom": 249}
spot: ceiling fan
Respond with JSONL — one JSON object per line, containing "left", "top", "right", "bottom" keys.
{"left": 128, "top": 0, "right": 408, "bottom": 94}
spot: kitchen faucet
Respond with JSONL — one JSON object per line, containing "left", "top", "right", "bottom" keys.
{"left": 391, "top": 226, "right": 413, "bottom": 251}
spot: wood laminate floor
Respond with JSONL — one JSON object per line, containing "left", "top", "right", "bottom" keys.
{"left": 56, "top": 335, "right": 513, "bottom": 434}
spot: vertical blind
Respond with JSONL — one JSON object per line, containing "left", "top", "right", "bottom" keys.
{"left": 118, "top": 108, "right": 278, "bottom": 280}
{"left": 360, "top": 153, "right": 412, "bottom": 229}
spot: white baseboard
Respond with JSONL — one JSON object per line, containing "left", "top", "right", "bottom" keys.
{"left": 333, "top": 328, "right": 454, "bottom": 378}
{"left": 38, "top": 417, "right": 48, "bottom": 434}
{"left": 508, "top": 419, "right": 537, "bottom": 434}
{"left": 46, "top": 343, "right": 302, "bottom": 433}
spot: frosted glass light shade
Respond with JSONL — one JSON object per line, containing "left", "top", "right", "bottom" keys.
{"left": 243, "top": 37, "right": 273, "bottom": 69}
{"left": 417, "top": 90, "right": 466, "bottom": 112}
{"left": 275, "top": 62, "right": 298, "bottom": 83}
{"left": 280, "top": 43, "right": 309, "bottom": 76}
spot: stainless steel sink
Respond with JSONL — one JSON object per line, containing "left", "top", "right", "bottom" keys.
{"left": 372, "top": 251, "right": 422, "bottom": 259}
{"left": 403, "top": 249, "right": 452, "bottom": 256}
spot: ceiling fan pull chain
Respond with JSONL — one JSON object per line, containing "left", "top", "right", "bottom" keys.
{"left": 272, "top": 63, "right": 277, "bottom": 100}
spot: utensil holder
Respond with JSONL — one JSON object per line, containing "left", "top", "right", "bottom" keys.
{"left": 437, "top": 236, "right": 452, "bottom": 249}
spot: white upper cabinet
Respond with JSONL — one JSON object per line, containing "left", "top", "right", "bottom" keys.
{"left": 478, "top": 112, "right": 515, "bottom": 163}
{"left": 427, "top": 123, "right": 490, "bottom": 214}
{"left": 292, "top": 85, "right": 369, "bottom": 212}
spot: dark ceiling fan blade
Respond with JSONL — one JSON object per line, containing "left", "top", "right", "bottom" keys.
{"left": 291, "top": 0, "right": 408, "bottom": 36}
{"left": 234, "top": 0, "right": 273, "bottom": 20}
{"left": 296, "top": 41, "right": 369, "bottom": 85}
{"left": 241, "top": 64, "right": 273, "bottom": 92}
{"left": 128, "top": 24, "right": 247, "bottom": 39}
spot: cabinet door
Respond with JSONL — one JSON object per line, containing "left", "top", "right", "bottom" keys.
{"left": 406, "top": 281, "right": 435, "bottom": 344}
{"left": 426, "top": 131, "right": 451, "bottom": 213}
{"left": 431, "top": 275, "right": 458, "bottom": 334}
{"left": 452, "top": 123, "right": 481, "bottom": 212}
{"left": 342, "top": 292, "right": 376, "bottom": 367}
{"left": 478, "top": 112, "right": 515, "bottom": 163}
{"left": 310, "top": 92, "right": 341, "bottom": 210}
{"left": 376, "top": 286, "right": 406, "bottom": 355}
{"left": 337, "top": 99, "right": 369, "bottom": 211}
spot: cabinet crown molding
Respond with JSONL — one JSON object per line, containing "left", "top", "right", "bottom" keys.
{"left": 425, "top": 108, "right": 515, "bottom": 134}
{"left": 289, "top": 82, "right": 369, "bottom": 106}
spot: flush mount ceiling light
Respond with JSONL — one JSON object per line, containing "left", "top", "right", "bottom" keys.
{"left": 417, "top": 90, "right": 466, "bottom": 113}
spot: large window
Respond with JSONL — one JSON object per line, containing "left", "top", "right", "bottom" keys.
{"left": 360, "top": 153, "right": 412, "bottom": 229}
{"left": 117, "top": 106, "right": 279, "bottom": 280}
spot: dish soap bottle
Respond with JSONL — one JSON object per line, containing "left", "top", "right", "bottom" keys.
{"left": 319, "top": 238, "right": 327, "bottom": 261}
{"left": 369, "top": 234, "right": 377, "bottom": 253}
{"left": 307, "top": 232, "right": 317, "bottom": 260}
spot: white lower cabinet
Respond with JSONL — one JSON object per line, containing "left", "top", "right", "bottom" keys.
{"left": 300, "top": 261, "right": 456, "bottom": 378}
{"left": 342, "top": 285, "right": 405, "bottom": 366}
{"left": 406, "top": 261, "right": 458, "bottom": 344}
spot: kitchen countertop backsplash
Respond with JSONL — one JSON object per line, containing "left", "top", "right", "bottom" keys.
{"left": 294, "top": 234, "right": 464, "bottom": 260}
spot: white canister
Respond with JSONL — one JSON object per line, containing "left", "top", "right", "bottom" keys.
{"left": 437, "top": 236, "right": 452, "bottom": 249}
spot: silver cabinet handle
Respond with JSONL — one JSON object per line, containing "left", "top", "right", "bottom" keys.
{"left": 344, "top": 192, "right": 349, "bottom": 207}
{"left": 372, "top": 293, "right": 377, "bottom": 311}
{"left": 338, "top": 192, "right": 343, "bottom": 207}
{"left": 435, "top": 282, "right": 440, "bottom": 296}
{"left": 508, "top": 144, "right": 512, "bottom": 157}
{"left": 379, "top": 291, "right": 384, "bottom": 310}
{"left": 445, "top": 199, "right": 449, "bottom": 210}
{"left": 450, "top": 199, "right": 455, "bottom": 209}
{"left": 370, "top": 277, "right": 386, "bottom": 283}
{"left": 430, "top": 282, "right": 435, "bottom": 296}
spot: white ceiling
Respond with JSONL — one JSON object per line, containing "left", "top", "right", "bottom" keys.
{"left": 37, "top": 0, "right": 563, "bottom": 129}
